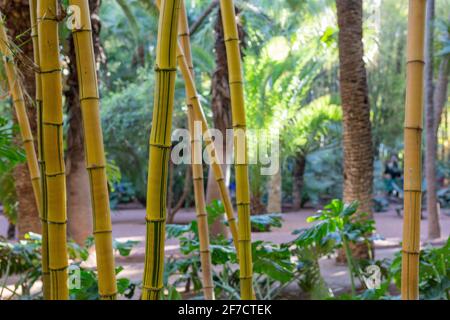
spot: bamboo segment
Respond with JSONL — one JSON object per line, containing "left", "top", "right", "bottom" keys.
{"left": 0, "top": 16, "right": 45, "bottom": 276}
{"left": 176, "top": 0, "right": 214, "bottom": 300}
{"left": 0, "top": 19, "right": 41, "bottom": 222}
{"left": 29, "top": 0, "right": 51, "bottom": 299}
{"left": 402, "top": 0, "right": 426, "bottom": 301}
{"left": 68, "top": 0, "right": 117, "bottom": 300}
{"left": 177, "top": 1, "right": 239, "bottom": 254}
{"left": 37, "top": 0, "right": 69, "bottom": 300}
{"left": 219, "top": 0, "right": 254, "bottom": 300}
{"left": 142, "top": 0, "right": 180, "bottom": 300}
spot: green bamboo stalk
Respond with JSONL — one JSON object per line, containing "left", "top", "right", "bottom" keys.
{"left": 142, "top": 0, "right": 181, "bottom": 300}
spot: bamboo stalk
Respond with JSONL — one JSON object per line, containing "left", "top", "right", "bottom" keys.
{"left": 0, "top": 18, "right": 41, "bottom": 228}
{"left": 29, "top": 0, "right": 51, "bottom": 299}
{"left": 219, "top": 0, "right": 254, "bottom": 300}
{"left": 176, "top": 0, "right": 214, "bottom": 300}
{"left": 177, "top": 1, "right": 239, "bottom": 254}
{"left": 402, "top": 0, "right": 427, "bottom": 301}
{"left": 37, "top": 0, "right": 69, "bottom": 300}
{"left": 142, "top": 0, "right": 180, "bottom": 300}
{"left": 68, "top": 0, "right": 117, "bottom": 300}
{"left": 0, "top": 14, "right": 44, "bottom": 263}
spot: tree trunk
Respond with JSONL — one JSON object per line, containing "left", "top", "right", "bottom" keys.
{"left": 292, "top": 153, "right": 306, "bottom": 210}
{"left": 336, "top": 0, "right": 374, "bottom": 260}
{"left": 207, "top": 7, "right": 245, "bottom": 235}
{"left": 267, "top": 167, "right": 282, "bottom": 213}
{"left": 0, "top": 0, "right": 40, "bottom": 238}
{"left": 207, "top": 8, "right": 233, "bottom": 237}
{"left": 65, "top": 0, "right": 104, "bottom": 244}
{"left": 336, "top": 0, "right": 374, "bottom": 216}
{"left": 424, "top": 0, "right": 440, "bottom": 240}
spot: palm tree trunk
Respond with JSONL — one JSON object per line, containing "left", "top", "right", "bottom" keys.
{"left": 336, "top": 0, "right": 374, "bottom": 262}
{"left": 267, "top": 168, "right": 282, "bottom": 213}
{"left": 402, "top": 0, "right": 426, "bottom": 300}
{"left": 292, "top": 153, "right": 306, "bottom": 210}
{"left": 0, "top": 0, "right": 41, "bottom": 238}
{"left": 207, "top": 8, "right": 232, "bottom": 237}
{"left": 65, "top": 34, "right": 93, "bottom": 245}
{"left": 336, "top": 0, "right": 374, "bottom": 217}
{"left": 424, "top": 0, "right": 440, "bottom": 240}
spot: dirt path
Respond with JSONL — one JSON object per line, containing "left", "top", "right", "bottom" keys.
{"left": 1, "top": 205, "right": 448, "bottom": 298}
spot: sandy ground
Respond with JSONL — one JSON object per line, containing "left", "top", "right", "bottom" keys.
{"left": 1, "top": 204, "right": 449, "bottom": 298}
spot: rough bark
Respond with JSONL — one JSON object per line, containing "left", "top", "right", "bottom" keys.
{"left": 336, "top": 0, "right": 374, "bottom": 259}
{"left": 336, "top": 0, "right": 374, "bottom": 216}
{"left": 267, "top": 167, "right": 282, "bottom": 213}
{"left": 206, "top": 8, "right": 232, "bottom": 236}
{"left": 65, "top": 0, "right": 104, "bottom": 244}
{"left": 207, "top": 6, "right": 246, "bottom": 237}
{"left": 0, "top": 0, "right": 40, "bottom": 238}
{"left": 292, "top": 153, "right": 306, "bottom": 210}
{"left": 424, "top": 0, "right": 440, "bottom": 240}
{"left": 433, "top": 58, "right": 449, "bottom": 133}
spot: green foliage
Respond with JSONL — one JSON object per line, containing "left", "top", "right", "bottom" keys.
{"left": 0, "top": 233, "right": 138, "bottom": 300}
{"left": 0, "top": 117, "right": 24, "bottom": 172}
{"left": 390, "top": 237, "right": 450, "bottom": 300}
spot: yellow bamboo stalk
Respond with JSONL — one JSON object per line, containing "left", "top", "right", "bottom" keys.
{"left": 173, "top": 0, "right": 214, "bottom": 300}
{"left": 402, "top": 0, "right": 426, "bottom": 300}
{"left": 219, "top": 0, "right": 253, "bottom": 300}
{"left": 0, "top": 18, "right": 51, "bottom": 299}
{"left": 29, "top": 0, "right": 51, "bottom": 299}
{"left": 0, "top": 19, "right": 41, "bottom": 221}
{"left": 142, "top": 0, "right": 180, "bottom": 300}
{"left": 37, "top": 0, "right": 69, "bottom": 300}
{"left": 177, "top": 1, "right": 239, "bottom": 255}
{"left": 68, "top": 0, "right": 117, "bottom": 300}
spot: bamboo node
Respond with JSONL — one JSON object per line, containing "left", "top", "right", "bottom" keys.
{"left": 149, "top": 142, "right": 172, "bottom": 149}
{"left": 47, "top": 219, "right": 67, "bottom": 225}
{"left": 237, "top": 201, "right": 251, "bottom": 206}
{"left": 40, "top": 68, "right": 61, "bottom": 74}
{"left": 80, "top": 96, "right": 100, "bottom": 102}
{"left": 406, "top": 59, "right": 425, "bottom": 65}
{"left": 193, "top": 177, "right": 204, "bottom": 181}
{"left": 404, "top": 126, "right": 423, "bottom": 131}
{"left": 224, "top": 37, "right": 240, "bottom": 43}
{"left": 403, "top": 188, "right": 422, "bottom": 192}
{"left": 45, "top": 171, "right": 65, "bottom": 178}
{"left": 229, "top": 80, "right": 244, "bottom": 85}
{"left": 72, "top": 28, "right": 93, "bottom": 34}
{"left": 49, "top": 266, "right": 68, "bottom": 272}
{"left": 142, "top": 284, "right": 162, "bottom": 291}
{"left": 86, "top": 165, "right": 106, "bottom": 170}
{"left": 93, "top": 229, "right": 112, "bottom": 235}
{"left": 154, "top": 66, "right": 177, "bottom": 72}
{"left": 401, "top": 249, "right": 420, "bottom": 255}
{"left": 145, "top": 217, "right": 166, "bottom": 223}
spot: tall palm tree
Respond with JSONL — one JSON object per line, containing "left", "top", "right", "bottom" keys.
{"left": 424, "top": 0, "right": 441, "bottom": 239}
{"left": 336, "top": 0, "right": 374, "bottom": 255}
{"left": 0, "top": 0, "right": 41, "bottom": 238}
